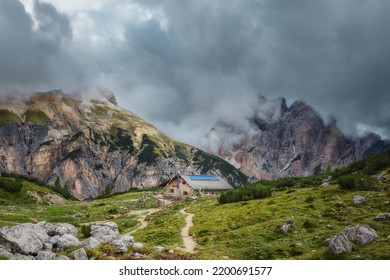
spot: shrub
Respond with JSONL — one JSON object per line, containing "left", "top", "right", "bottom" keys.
{"left": 218, "top": 184, "right": 273, "bottom": 204}
{"left": 337, "top": 174, "right": 378, "bottom": 191}
{"left": 0, "top": 177, "right": 23, "bottom": 193}
{"left": 86, "top": 249, "right": 103, "bottom": 260}
{"left": 99, "top": 244, "right": 116, "bottom": 254}
{"left": 81, "top": 224, "right": 92, "bottom": 238}
{"left": 302, "top": 220, "right": 316, "bottom": 229}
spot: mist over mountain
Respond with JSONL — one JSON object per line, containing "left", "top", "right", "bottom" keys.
{"left": 202, "top": 95, "right": 390, "bottom": 180}
{"left": 1, "top": 0, "right": 390, "bottom": 148}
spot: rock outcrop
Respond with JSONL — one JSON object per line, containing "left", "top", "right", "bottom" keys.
{"left": 0, "top": 91, "right": 247, "bottom": 200}
{"left": 328, "top": 224, "right": 378, "bottom": 255}
{"left": 0, "top": 221, "right": 151, "bottom": 260}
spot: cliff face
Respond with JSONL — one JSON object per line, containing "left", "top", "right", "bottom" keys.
{"left": 209, "top": 97, "right": 375, "bottom": 180}
{"left": 0, "top": 91, "right": 247, "bottom": 200}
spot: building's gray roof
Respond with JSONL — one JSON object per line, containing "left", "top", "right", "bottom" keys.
{"left": 181, "top": 175, "right": 233, "bottom": 191}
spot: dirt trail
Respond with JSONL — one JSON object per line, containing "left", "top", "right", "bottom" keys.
{"left": 124, "top": 208, "right": 162, "bottom": 236}
{"left": 179, "top": 208, "right": 196, "bottom": 253}
{"left": 124, "top": 195, "right": 173, "bottom": 236}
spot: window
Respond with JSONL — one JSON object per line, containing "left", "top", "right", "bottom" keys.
{"left": 182, "top": 181, "right": 186, "bottom": 184}
{"left": 170, "top": 189, "right": 174, "bottom": 193}
{"left": 183, "top": 191, "right": 188, "bottom": 196}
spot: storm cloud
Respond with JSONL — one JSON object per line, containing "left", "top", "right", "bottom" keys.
{"left": 1, "top": 0, "right": 390, "bottom": 147}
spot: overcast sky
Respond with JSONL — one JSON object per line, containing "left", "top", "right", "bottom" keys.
{"left": 1, "top": 0, "right": 390, "bottom": 147}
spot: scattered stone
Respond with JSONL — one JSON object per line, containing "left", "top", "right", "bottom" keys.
{"left": 133, "top": 242, "right": 144, "bottom": 249}
{"left": 49, "top": 236, "right": 60, "bottom": 245}
{"left": 372, "top": 174, "right": 388, "bottom": 182}
{"left": 0, "top": 245, "right": 12, "bottom": 258}
{"left": 332, "top": 195, "right": 340, "bottom": 200}
{"left": 12, "top": 253, "right": 36, "bottom": 260}
{"left": 328, "top": 233, "right": 352, "bottom": 254}
{"left": 113, "top": 236, "right": 134, "bottom": 253}
{"left": 384, "top": 201, "right": 390, "bottom": 206}
{"left": 57, "top": 234, "right": 81, "bottom": 251}
{"left": 321, "top": 176, "right": 332, "bottom": 186}
{"left": 168, "top": 250, "right": 174, "bottom": 254}
{"left": 56, "top": 255, "right": 70, "bottom": 260}
{"left": 43, "top": 243, "right": 53, "bottom": 251}
{"left": 343, "top": 225, "right": 378, "bottom": 246}
{"left": 90, "top": 222, "right": 120, "bottom": 243}
{"left": 275, "top": 220, "right": 294, "bottom": 234}
{"left": 285, "top": 220, "right": 295, "bottom": 227}
{"left": 36, "top": 251, "right": 56, "bottom": 260}
{"left": 352, "top": 195, "right": 365, "bottom": 204}
{"left": 0, "top": 221, "right": 147, "bottom": 261}
{"left": 375, "top": 213, "right": 390, "bottom": 220}
{"left": 68, "top": 248, "right": 88, "bottom": 260}
{"left": 154, "top": 246, "right": 165, "bottom": 253}
{"left": 46, "top": 223, "right": 78, "bottom": 237}
{"left": 0, "top": 223, "right": 50, "bottom": 255}
{"left": 82, "top": 237, "right": 100, "bottom": 250}
{"left": 134, "top": 252, "right": 146, "bottom": 259}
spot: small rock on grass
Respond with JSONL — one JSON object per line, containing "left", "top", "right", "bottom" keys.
{"left": 68, "top": 248, "right": 88, "bottom": 260}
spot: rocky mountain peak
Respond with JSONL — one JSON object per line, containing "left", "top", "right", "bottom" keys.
{"left": 0, "top": 91, "right": 247, "bottom": 200}
{"left": 206, "top": 96, "right": 387, "bottom": 180}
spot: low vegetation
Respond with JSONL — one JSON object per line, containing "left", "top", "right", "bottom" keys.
{"left": 0, "top": 110, "right": 19, "bottom": 124}
{"left": 24, "top": 110, "right": 50, "bottom": 124}
{"left": 218, "top": 183, "right": 273, "bottom": 204}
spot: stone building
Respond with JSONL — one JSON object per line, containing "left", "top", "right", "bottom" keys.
{"left": 163, "top": 174, "right": 233, "bottom": 199}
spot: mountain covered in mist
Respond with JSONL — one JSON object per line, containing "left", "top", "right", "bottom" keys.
{"left": 204, "top": 96, "right": 390, "bottom": 180}
{"left": 0, "top": 91, "right": 247, "bottom": 200}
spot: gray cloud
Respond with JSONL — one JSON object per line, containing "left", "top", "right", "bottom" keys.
{"left": 1, "top": 0, "right": 390, "bottom": 146}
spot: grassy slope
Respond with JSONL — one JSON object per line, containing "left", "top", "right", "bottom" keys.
{"left": 0, "top": 178, "right": 156, "bottom": 234}
{"left": 188, "top": 182, "right": 390, "bottom": 260}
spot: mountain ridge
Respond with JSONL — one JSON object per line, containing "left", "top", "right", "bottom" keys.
{"left": 0, "top": 91, "right": 247, "bottom": 200}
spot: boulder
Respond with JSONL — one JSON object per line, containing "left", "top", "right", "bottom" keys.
{"left": 0, "top": 245, "right": 12, "bottom": 259}
{"left": 82, "top": 237, "right": 100, "bottom": 249}
{"left": 44, "top": 243, "right": 53, "bottom": 251}
{"left": 352, "top": 195, "right": 365, "bottom": 204}
{"left": 112, "top": 236, "right": 134, "bottom": 253}
{"left": 275, "top": 220, "right": 294, "bottom": 234}
{"left": 57, "top": 234, "right": 81, "bottom": 251}
{"left": 328, "top": 233, "right": 352, "bottom": 254}
{"left": 68, "top": 248, "right": 88, "bottom": 260}
{"left": 375, "top": 213, "right": 390, "bottom": 220}
{"left": 332, "top": 195, "right": 340, "bottom": 200}
{"left": 46, "top": 223, "right": 78, "bottom": 237}
{"left": 37, "top": 251, "right": 56, "bottom": 260}
{"left": 49, "top": 236, "right": 60, "bottom": 245}
{"left": 0, "top": 223, "right": 50, "bottom": 255}
{"left": 133, "top": 242, "right": 144, "bottom": 249}
{"left": 90, "top": 222, "right": 120, "bottom": 243}
{"left": 11, "top": 253, "right": 36, "bottom": 260}
{"left": 343, "top": 225, "right": 378, "bottom": 246}
{"left": 154, "top": 246, "right": 165, "bottom": 253}
{"left": 56, "top": 255, "right": 70, "bottom": 260}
